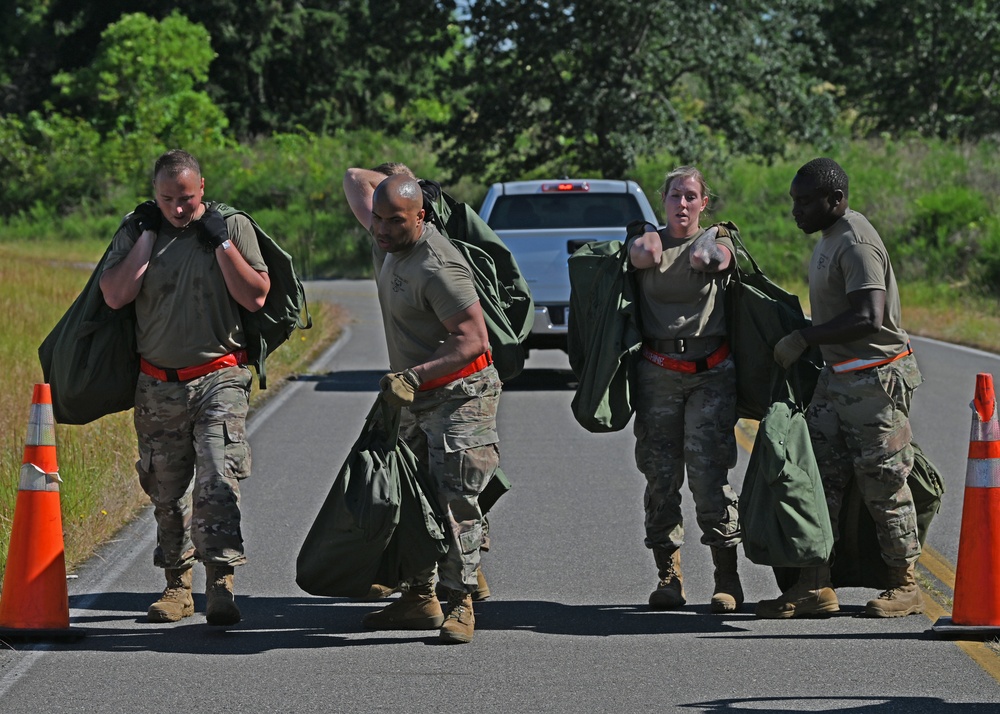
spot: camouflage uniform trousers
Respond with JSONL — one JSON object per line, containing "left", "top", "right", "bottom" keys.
{"left": 134, "top": 365, "right": 253, "bottom": 570}
{"left": 633, "top": 355, "right": 741, "bottom": 554}
{"left": 401, "top": 365, "right": 501, "bottom": 593}
{"left": 807, "top": 352, "right": 923, "bottom": 567}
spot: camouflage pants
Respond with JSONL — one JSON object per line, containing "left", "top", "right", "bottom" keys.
{"left": 633, "top": 355, "right": 741, "bottom": 553}
{"left": 807, "top": 353, "right": 923, "bottom": 567}
{"left": 134, "top": 366, "right": 253, "bottom": 570}
{"left": 401, "top": 365, "right": 501, "bottom": 593}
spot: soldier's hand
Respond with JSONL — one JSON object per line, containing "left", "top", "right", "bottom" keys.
{"left": 691, "top": 226, "right": 725, "bottom": 266}
{"left": 132, "top": 201, "right": 162, "bottom": 234}
{"left": 633, "top": 226, "right": 663, "bottom": 266}
{"left": 774, "top": 330, "right": 809, "bottom": 369}
{"left": 380, "top": 369, "right": 421, "bottom": 407}
{"left": 197, "top": 207, "right": 229, "bottom": 249}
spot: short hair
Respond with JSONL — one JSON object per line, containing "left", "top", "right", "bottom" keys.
{"left": 659, "top": 165, "right": 711, "bottom": 202}
{"left": 371, "top": 162, "right": 416, "bottom": 179}
{"left": 795, "top": 158, "right": 849, "bottom": 198}
{"left": 153, "top": 149, "right": 201, "bottom": 182}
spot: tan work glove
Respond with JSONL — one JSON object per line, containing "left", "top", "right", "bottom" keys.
{"left": 380, "top": 368, "right": 421, "bottom": 407}
{"left": 774, "top": 331, "right": 809, "bottom": 369}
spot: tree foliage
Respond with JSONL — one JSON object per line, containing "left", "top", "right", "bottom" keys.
{"left": 0, "top": 11, "right": 228, "bottom": 214}
{"left": 1, "top": 1, "right": 999, "bottom": 208}
{"left": 822, "top": 0, "right": 1000, "bottom": 140}
{"left": 437, "top": 0, "right": 839, "bottom": 182}
{"left": 53, "top": 12, "right": 228, "bottom": 151}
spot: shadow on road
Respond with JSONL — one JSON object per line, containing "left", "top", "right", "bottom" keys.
{"left": 291, "top": 368, "right": 577, "bottom": 393}
{"left": 28, "top": 592, "right": 940, "bottom": 655}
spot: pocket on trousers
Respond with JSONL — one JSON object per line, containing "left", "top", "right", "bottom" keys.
{"left": 457, "top": 522, "right": 484, "bottom": 554}
{"left": 223, "top": 419, "right": 252, "bottom": 480}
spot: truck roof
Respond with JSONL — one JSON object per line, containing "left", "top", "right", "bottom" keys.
{"left": 485, "top": 179, "right": 642, "bottom": 195}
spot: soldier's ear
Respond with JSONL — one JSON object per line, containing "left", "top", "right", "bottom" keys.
{"left": 828, "top": 189, "right": 845, "bottom": 210}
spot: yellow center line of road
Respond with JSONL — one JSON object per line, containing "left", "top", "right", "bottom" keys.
{"left": 919, "top": 545, "right": 1000, "bottom": 681}
{"left": 734, "top": 421, "right": 1000, "bottom": 681}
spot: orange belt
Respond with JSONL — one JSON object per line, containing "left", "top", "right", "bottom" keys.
{"left": 831, "top": 343, "right": 913, "bottom": 374}
{"left": 419, "top": 352, "right": 493, "bottom": 391}
{"left": 140, "top": 350, "right": 248, "bottom": 383}
{"left": 642, "top": 342, "right": 730, "bottom": 374}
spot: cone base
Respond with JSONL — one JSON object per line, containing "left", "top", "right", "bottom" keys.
{"left": 0, "top": 626, "right": 86, "bottom": 642}
{"left": 932, "top": 616, "right": 1000, "bottom": 639}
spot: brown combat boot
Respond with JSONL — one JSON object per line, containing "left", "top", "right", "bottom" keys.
{"left": 205, "top": 564, "right": 241, "bottom": 626}
{"left": 865, "top": 563, "right": 924, "bottom": 618}
{"left": 362, "top": 580, "right": 444, "bottom": 630}
{"left": 363, "top": 583, "right": 402, "bottom": 600}
{"left": 649, "top": 549, "right": 686, "bottom": 610}
{"left": 436, "top": 566, "right": 491, "bottom": 602}
{"left": 147, "top": 568, "right": 194, "bottom": 623}
{"left": 440, "top": 590, "right": 475, "bottom": 645}
{"left": 755, "top": 564, "right": 839, "bottom": 619}
{"left": 710, "top": 547, "right": 744, "bottom": 614}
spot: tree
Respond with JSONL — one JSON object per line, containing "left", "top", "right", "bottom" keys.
{"left": 0, "top": 2, "right": 58, "bottom": 117}
{"left": 53, "top": 11, "right": 228, "bottom": 176}
{"left": 25, "top": 1, "right": 461, "bottom": 139}
{"left": 438, "top": 0, "right": 839, "bottom": 182}
{"left": 165, "top": 0, "right": 461, "bottom": 139}
{"left": 821, "top": 0, "right": 1000, "bottom": 140}
{"left": 0, "top": 11, "right": 228, "bottom": 214}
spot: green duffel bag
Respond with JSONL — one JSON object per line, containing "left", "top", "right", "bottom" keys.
{"left": 566, "top": 237, "right": 644, "bottom": 433}
{"left": 723, "top": 222, "right": 822, "bottom": 421}
{"left": 774, "top": 440, "right": 945, "bottom": 591}
{"left": 739, "top": 381, "right": 835, "bottom": 568}
{"left": 296, "top": 397, "right": 448, "bottom": 598}
{"left": 827, "top": 441, "right": 945, "bottom": 589}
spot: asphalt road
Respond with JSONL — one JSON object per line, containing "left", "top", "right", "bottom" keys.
{"left": 0, "top": 278, "right": 998, "bottom": 713}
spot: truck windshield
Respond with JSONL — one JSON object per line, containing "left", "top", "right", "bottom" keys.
{"left": 487, "top": 194, "right": 646, "bottom": 230}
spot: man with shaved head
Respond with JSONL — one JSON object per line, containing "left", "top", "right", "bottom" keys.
{"left": 343, "top": 166, "right": 501, "bottom": 644}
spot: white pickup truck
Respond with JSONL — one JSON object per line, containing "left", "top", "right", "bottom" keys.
{"left": 478, "top": 178, "right": 660, "bottom": 353}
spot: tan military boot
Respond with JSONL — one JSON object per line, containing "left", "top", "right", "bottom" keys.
{"left": 710, "top": 546, "right": 744, "bottom": 614}
{"left": 147, "top": 568, "right": 194, "bottom": 623}
{"left": 363, "top": 583, "right": 402, "bottom": 600}
{"left": 436, "top": 566, "right": 491, "bottom": 602}
{"left": 205, "top": 564, "right": 241, "bottom": 626}
{"left": 474, "top": 567, "right": 491, "bottom": 601}
{"left": 865, "top": 563, "right": 924, "bottom": 618}
{"left": 362, "top": 581, "right": 444, "bottom": 630}
{"left": 649, "top": 549, "right": 686, "bottom": 610}
{"left": 440, "top": 590, "right": 475, "bottom": 644}
{"left": 755, "top": 564, "right": 839, "bottom": 619}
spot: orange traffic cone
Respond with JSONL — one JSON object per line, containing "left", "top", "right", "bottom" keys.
{"left": 0, "top": 384, "right": 81, "bottom": 641}
{"left": 934, "top": 373, "right": 1000, "bottom": 635}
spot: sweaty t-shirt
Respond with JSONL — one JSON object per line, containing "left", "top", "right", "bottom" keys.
{"left": 627, "top": 227, "right": 734, "bottom": 348}
{"left": 808, "top": 209, "right": 909, "bottom": 365}
{"left": 104, "top": 209, "right": 267, "bottom": 368}
{"left": 373, "top": 223, "right": 479, "bottom": 371}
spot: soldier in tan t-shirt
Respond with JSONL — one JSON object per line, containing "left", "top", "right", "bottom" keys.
{"left": 625, "top": 165, "right": 743, "bottom": 615}
{"left": 100, "top": 149, "right": 270, "bottom": 628}
{"left": 343, "top": 170, "right": 500, "bottom": 645}
{"left": 759, "top": 157, "right": 926, "bottom": 620}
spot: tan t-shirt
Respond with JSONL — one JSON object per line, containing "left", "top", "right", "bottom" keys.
{"left": 373, "top": 224, "right": 479, "bottom": 371}
{"left": 104, "top": 209, "right": 267, "bottom": 368}
{"left": 808, "top": 209, "right": 908, "bottom": 364}
{"left": 627, "top": 227, "right": 734, "bottom": 348}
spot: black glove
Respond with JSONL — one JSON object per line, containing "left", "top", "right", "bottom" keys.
{"left": 132, "top": 201, "right": 162, "bottom": 234}
{"left": 196, "top": 207, "right": 229, "bottom": 250}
